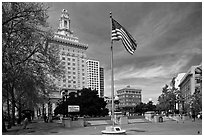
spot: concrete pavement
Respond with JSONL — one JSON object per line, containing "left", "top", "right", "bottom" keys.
{"left": 3, "top": 117, "right": 202, "bottom": 135}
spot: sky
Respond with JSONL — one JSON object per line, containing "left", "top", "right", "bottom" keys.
{"left": 46, "top": 2, "right": 202, "bottom": 103}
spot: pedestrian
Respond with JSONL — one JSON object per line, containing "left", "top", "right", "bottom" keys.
{"left": 197, "top": 114, "right": 200, "bottom": 119}
{"left": 46, "top": 115, "right": 49, "bottom": 122}
{"left": 44, "top": 114, "right": 47, "bottom": 123}
{"left": 22, "top": 117, "right": 28, "bottom": 129}
{"left": 192, "top": 111, "right": 196, "bottom": 122}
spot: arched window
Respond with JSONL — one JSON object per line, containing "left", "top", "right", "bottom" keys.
{"left": 64, "top": 20, "right": 67, "bottom": 27}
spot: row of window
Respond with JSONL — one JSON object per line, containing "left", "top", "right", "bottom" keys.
{"left": 88, "top": 82, "right": 99, "bottom": 85}
{"left": 61, "top": 50, "right": 86, "bottom": 57}
{"left": 119, "top": 95, "right": 141, "bottom": 98}
{"left": 62, "top": 56, "right": 86, "bottom": 63}
{"left": 59, "top": 81, "right": 86, "bottom": 86}
{"left": 120, "top": 99, "right": 140, "bottom": 102}
{"left": 63, "top": 63, "right": 85, "bottom": 68}
{"left": 63, "top": 76, "right": 85, "bottom": 81}
{"left": 118, "top": 90, "right": 141, "bottom": 94}
{"left": 87, "top": 65, "right": 99, "bottom": 68}
{"left": 61, "top": 84, "right": 85, "bottom": 89}
{"left": 61, "top": 47, "right": 84, "bottom": 54}
{"left": 67, "top": 67, "right": 85, "bottom": 72}
{"left": 66, "top": 71, "right": 85, "bottom": 76}
{"left": 88, "top": 76, "right": 99, "bottom": 80}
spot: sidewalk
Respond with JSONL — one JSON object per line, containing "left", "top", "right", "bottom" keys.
{"left": 3, "top": 119, "right": 63, "bottom": 135}
{"left": 2, "top": 118, "right": 202, "bottom": 135}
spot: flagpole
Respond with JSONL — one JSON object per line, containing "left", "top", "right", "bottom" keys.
{"left": 110, "top": 12, "right": 115, "bottom": 126}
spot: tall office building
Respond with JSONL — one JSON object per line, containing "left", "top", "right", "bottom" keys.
{"left": 54, "top": 9, "right": 88, "bottom": 91}
{"left": 86, "top": 59, "right": 100, "bottom": 96}
{"left": 48, "top": 9, "right": 88, "bottom": 114}
{"left": 100, "top": 67, "right": 104, "bottom": 97}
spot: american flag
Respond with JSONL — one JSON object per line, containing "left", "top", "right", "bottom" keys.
{"left": 111, "top": 18, "right": 137, "bottom": 55}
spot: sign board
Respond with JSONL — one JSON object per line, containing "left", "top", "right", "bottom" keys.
{"left": 68, "top": 105, "right": 80, "bottom": 112}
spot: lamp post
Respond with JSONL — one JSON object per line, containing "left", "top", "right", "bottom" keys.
{"left": 61, "top": 89, "right": 69, "bottom": 117}
{"left": 61, "top": 91, "right": 65, "bottom": 117}
{"left": 65, "top": 91, "right": 69, "bottom": 117}
{"left": 114, "top": 96, "right": 119, "bottom": 112}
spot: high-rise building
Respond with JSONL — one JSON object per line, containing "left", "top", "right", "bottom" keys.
{"left": 100, "top": 67, "right": 104, "bottom": 97}
{"left": 86, "top": 59, "right": 100, "bottom": 96}
{"left": 48, "top": 9, "right": 88, "bottom": 114}
{"left": 54, "top": 9, "right": 88, "bottom": 92}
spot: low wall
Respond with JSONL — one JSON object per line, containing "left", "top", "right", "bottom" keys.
{"left": 119, "top": 116, "right": 128, "bottom": 125}
{"left": 145, "top": 111, "right": 155, "bottom": 122}
{"left": 71, "top": 117, "right": 84, "bottom": 127}
{"left": 62, "top": 117, "right": 84, "bottom": 128}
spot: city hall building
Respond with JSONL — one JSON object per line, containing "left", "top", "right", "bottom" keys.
{"left": 43, "top": 9, "right": 88, "bottom": 116}
{"left": 35, "top": 9, "right": 105, "bottom": 117}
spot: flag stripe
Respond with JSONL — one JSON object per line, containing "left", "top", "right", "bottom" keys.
{"left": 120, "top": 29, "right": 137, "bottom": 50}
{"left": 111, "top": 18, "right": 137, "bottom": 55}
{"left": 121, "top": 38, "right": 134, "bottom": 54}
{"left": 118, "top": 29, "right": 134, "bottom": 51}
{"left": 111, "top": 30, "right": 120, "bottom": 40}
{"left": 121, "top": 39, "right": 134, "bottom": 55}
{"left": 114, "top": 28, "right": 135, "bottom": 54}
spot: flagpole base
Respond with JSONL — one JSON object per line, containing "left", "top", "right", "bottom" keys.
{"left": 101, "top": 126, "right": 126, "bottom": 135}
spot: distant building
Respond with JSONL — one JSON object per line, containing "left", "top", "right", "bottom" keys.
{"left": 116, "top": 86, "right": 142, "bottom": 113}
{"left": 99, "top": 67, "right": 104, "bottom": 97}
{"left": 86, "top": 59, "right": 100, "bottom": 96}
{"left": 179, "top": 64, "right": 202, "bottom": 104}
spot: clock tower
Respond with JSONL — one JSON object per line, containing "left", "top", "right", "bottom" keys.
{"left": 57, "top": 9, "right": 73, "bottom": 36}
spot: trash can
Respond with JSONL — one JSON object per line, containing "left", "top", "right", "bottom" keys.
{"left": 154, "top": 116, "right": 159, "bottom": 123}
{"left": 182, "top": 115, "right": 185, "bottom": 121}
{"left": 159, "top": 116, "right": 163, "bottom": 122}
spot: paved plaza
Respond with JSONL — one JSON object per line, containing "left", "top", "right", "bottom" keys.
{"left": 3, "top": 117, "right": 202, "bottom": 135}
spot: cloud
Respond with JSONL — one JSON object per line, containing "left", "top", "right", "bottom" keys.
{"left": 47, "top": 2, "right": 202, "bottom": 103}
{"left": 114, "top": 55, "right": 189, "bottom": 80}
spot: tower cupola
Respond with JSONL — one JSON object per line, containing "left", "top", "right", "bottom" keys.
{"left": 57, "top": 9, "right": 73, "bottom": 36}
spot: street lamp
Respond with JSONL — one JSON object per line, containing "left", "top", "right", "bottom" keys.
{"left": 114, "top": 96, "right": 120, "bottom": 112}
{"left": 61, "top": 89, "right": 69, "bottom": 117}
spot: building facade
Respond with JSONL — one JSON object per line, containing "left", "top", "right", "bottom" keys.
{"left": 86, "top": 59, "right": 100, "bottom": 96}
{"left": 174, "top": 73, "right": 186, "bottom": 90}
{"left": 179, "top": 64, "right": 202, "bottom": 103}
{"left": 116, "top": 86, "right": 142, "bottom": 111}
{"left": 99, "top": 67, "right": 104, "bottom": 97}
{"left": 54, "top": 9, "right": 88, "bottom": 91}
{"left": 48, "top": 9, "right": 88, "bottom": 115}
{"left": 178, "top": 64, "right": 202, "bottom": 113}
